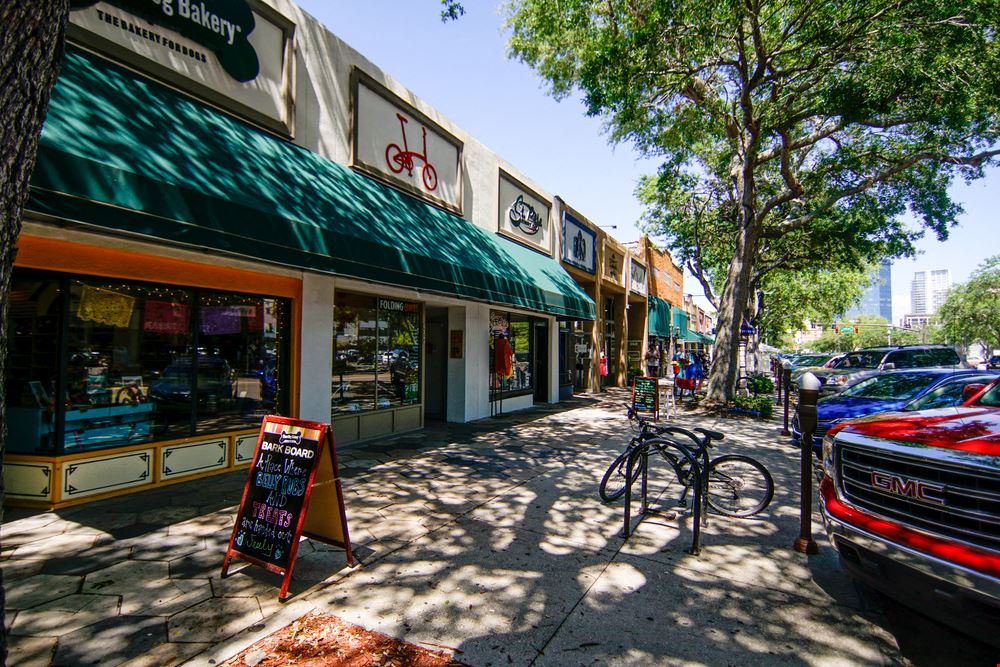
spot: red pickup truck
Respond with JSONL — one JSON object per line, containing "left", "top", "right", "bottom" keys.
{"left": 819, "top": 377, "right": 1000, "bottom": 647}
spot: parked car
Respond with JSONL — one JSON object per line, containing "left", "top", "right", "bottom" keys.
{"left": 989, "top": 354, "right": 1000, "bottom": 370}
{"left": 784, "top": 353, "right": 838, "bottom": 370}
{"left": 804, "top": 344, "right": 964, "bottom": 394}
{"left": 791, "top": 368, "right": 999, "bottom": 447}
{"left": 819, "top": 375, "right": 1000, "bottom": 648}
{"left": 790, "top": 353, "right": 847, "bottom": 382}
{"left": 149, "top": 355, "right": 234, "bottom": 412}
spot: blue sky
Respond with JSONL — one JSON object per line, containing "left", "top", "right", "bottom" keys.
{"left": 303, "top": 1, "right": 998, "bottom": 322}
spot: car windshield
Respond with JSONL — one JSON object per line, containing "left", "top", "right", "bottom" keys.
{"left": 903, "top": 375, "right": 993, "bottom": 411}
{"left": 974, "top": 381, "right": 1000, "bottom": 407}
{"left": 838, "top": 350, "right": 886, "bottom": 369}
{"left": 840, "top": 373, "right": 937, "bottom": 400}
{"left": 794, "top": 355, "right": 830, "bottom": 367}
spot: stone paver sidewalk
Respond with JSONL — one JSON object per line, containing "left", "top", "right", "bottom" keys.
{"left": 4, "top": 390, "right": 904, "bottom": 666}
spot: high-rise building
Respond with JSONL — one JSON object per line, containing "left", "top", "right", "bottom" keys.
{"left": 910, "top": 269, "right": 952, "bottom": 316}
{"left": 911, "top": 271, "right": 928, "bottom": 315}
{"left": 844, "top": 261, "right": 892, "bottom": 322}
{"left": 930, "top": 269, "right": 952, "bottom": 313}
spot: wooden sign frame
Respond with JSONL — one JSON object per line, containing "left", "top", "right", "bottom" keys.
{"left": 632, "top": 376, "right": 659, "bottom": 421}
{"left": 221, "top": 416, "right": 354, "bottom": 599}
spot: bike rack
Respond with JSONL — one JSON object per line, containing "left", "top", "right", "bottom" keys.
{"left": 620, "top": 437, "right": 705, "bottom": 555}
{"left": 652, "top": 426, "right": 713, "bottom": 526}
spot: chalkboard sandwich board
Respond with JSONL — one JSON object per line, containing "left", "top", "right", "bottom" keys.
{"left": 632, "top": 376, "right": 659, "bottom": 420}
{"left": 222, "top": 416, "right": 353, "bottom": 599}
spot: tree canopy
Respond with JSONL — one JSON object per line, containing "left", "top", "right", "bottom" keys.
{"left": 810, "top": 315, "right": 918, "bottom": 352}
{"left": 505, "top": 0, "right": 1000, "bottom": 400}
{"left": 754, "top": 266, "right": 872, "bottom": 347}
{"left": 937, "top": 255, "right": 1000, "bottom": 351}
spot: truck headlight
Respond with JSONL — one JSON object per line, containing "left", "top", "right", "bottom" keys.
{"left": 822, "top": 435, "right": 835, "bottom": 474}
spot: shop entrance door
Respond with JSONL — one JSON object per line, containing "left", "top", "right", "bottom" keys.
{"left": 424, "top": 308, "right": 448, "bottom": 420}
{"left": 533, "top": 321, "right": 549, "bottom": 402}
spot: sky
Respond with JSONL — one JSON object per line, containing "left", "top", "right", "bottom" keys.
{"left": 299, "top": 1, "right": 998, "bottom": 323}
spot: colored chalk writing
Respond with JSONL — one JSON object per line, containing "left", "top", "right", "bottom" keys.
{"left": 632, "top": 376, "right": 659, "bottom": 419}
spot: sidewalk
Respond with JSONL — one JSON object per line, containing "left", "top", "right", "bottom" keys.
{"left": 5, "top": 390, "right": 903, "bottom": 666}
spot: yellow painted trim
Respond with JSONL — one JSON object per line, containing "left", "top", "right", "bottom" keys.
{"left": 5, "top": 428, "right": 259, "bottom": 510}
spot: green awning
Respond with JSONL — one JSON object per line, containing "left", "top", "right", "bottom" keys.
{"left": 647, "top": 296, "right": 673, "bottom": 337}
{"left": 27, "top": 48, "right": 595, "bottom": 320}
{"left": 687, "top": 331, "right": 714, "bottom": 345}
{"left": 672, "top": 309, "right": 689, "bottom": 339}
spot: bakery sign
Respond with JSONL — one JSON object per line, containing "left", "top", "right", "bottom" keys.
{"left": 497, "top": 171, "right": 552, "bottom": 255}
{"left": 68, "top": 0, "right": 292, "bottom": 129}
{"left": 561, "top": 211, "right": 596, "bottom": 274}
{"left": 353, "top": 73, "right": 463, "bottom": 212}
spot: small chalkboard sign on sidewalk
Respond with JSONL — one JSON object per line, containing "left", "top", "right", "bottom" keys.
{"left": 632, "top": 376, "right": 659, "bottom": 421}
{"left": 221, "top": 416, "right": 353, "bottom": 599}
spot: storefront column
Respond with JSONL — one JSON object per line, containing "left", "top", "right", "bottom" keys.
{"left": 547, "top": 314, "right": 559, "bottom": 403}
{"left": 592, "top": 287, "right": 604, "bottom": 393}
{"left": 615, "top": 296, "right": 627, "bottom": 386}
{"left": 299, "top": 273, "right": 335, "bottom": 424}
{"left": 447, "top": 305, "right": 470, "bottom": 422}
{"left": 461, "top": 303, "right": 491, "bottom": 422}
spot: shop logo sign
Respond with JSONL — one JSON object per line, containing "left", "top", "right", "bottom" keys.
{"left": 378, "top": 298, "right": 405, "bottom": 312}
{"left": 385, "top": 112, "right": 438, "bottom": 192}
{"left": 508, "top": 195, "right": 542, "bottom": 235}
{"left": 562, "top": 211, "right": 595, "bottom": 273}
{"left": 70, "top": 0, "right": 260, "bottom": 82}
{"left": 572, "top": 231, "right": 588, "bottom": 261}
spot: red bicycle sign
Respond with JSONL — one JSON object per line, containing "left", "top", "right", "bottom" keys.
{"left": 385, "top": 112, "right": 438, "bottom": 192}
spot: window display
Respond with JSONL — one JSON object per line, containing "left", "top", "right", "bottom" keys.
{"left": 489, "top": 310, "right": 535, "bottom": 395}
{"left": 332, "top": 293, "right": 421, "bottom": 415}
{"left": 3, "top": 270, "right": 290, "bottom": 455}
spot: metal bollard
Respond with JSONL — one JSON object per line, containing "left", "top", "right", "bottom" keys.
{"left": 794, "top": 372, "right": 820, "bottom": 555}
{"left": 781, "top": 365, "right": 791, "bottom": 435}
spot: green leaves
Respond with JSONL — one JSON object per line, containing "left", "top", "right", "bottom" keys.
{"left": 505, "top": 0, "right": 1000, "bottom": 399}
{"left": 937, "top": 255, "right": 1000, "bottom": 349}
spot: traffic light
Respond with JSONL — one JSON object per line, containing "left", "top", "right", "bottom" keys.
{"left": 853, "top": 326, "right": 859, "bottom": 334}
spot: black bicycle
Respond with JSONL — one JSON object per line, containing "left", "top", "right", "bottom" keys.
{"left": 599, "top": 406, "right": 774, "bottom": 517}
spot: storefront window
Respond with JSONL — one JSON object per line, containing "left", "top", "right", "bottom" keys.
{"left": 6, "top": 278, "right": 62, "bottom": 452}
{"left": 489, "top": 310, "right": 534, "bottom": 395}
{"left": 3, "top": 270, "right": 290, "bottom": 455}
{"left": 195, "top": 292, "right": 285, "bottom": 433}
{"left": 332, "top": 294, "right": 421, "bottom": 416}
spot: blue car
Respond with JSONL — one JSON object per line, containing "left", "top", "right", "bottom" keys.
{"left": 791, "top": 368, "right": 999, "bottom": 448}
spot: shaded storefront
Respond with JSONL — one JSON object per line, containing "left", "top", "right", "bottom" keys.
{"left": 6, "top": 26, "right": 593, "bottom": 507}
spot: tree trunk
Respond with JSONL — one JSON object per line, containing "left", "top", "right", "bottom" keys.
{"left": 705, "top": 224, "right": 757, "bottom": 403}
{"left": 0, "top": 2, "right": 69, "bottom": 661}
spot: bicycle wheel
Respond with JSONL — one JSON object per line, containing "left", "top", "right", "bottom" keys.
{"left": 422, "top": 163, "right": 439, "bottom": 191}
{"left": 385, "top": 143, "right": 405, "bottom": 173}
{"left": 706, "top": 454, "right": 774, "bottom": 517}
{"left": 599, "top": 449, "right": 641, "bottom": 502}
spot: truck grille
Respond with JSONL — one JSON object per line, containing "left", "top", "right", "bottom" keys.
{"left": 837, "top": 444, "right": 1000, "bottom": 552}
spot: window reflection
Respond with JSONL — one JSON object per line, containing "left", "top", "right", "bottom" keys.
{"left": 332, "top": 294, "right": 421, "bottom": 416}
{"left": 3, "top": 270, "right": 289, "bottom": 455}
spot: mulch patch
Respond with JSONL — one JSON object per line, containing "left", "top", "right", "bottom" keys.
{"left": 222, "top": 612, "right": 469, "bottom": 667}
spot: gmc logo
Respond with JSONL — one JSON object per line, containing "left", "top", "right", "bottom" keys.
{"left": 871, "top": 471, "right": 945, "bottom": 505}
